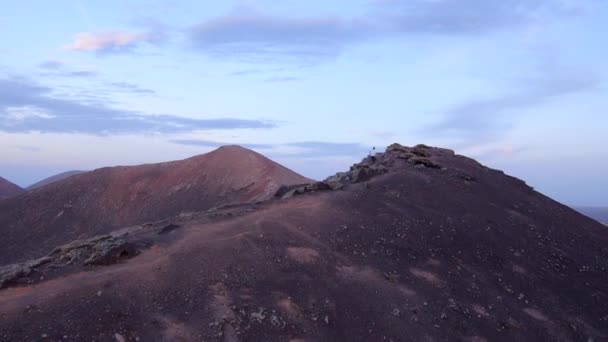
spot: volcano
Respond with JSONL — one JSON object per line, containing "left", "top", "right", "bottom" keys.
{"left": 0, "top": 144, "right": 606, "bottom": 341}
{"left": 0, "top": 145, "right": 310, "bottom": 264}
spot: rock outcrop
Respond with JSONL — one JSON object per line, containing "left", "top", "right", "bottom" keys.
{"left": 277, "top": 143, "right": 475, "bottom": 199}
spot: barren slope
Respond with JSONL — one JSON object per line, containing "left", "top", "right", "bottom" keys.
{"left": 1, "top": 144, "right": 606, "bottom": 341}
{"left": 0, "top": 177, "right": 24, "bottom": 201}
{"left": 0, "top": 145, "right": 310, "bottom": 264}
{"left": 26, "top": 170, "right": 86, "bottom": 191}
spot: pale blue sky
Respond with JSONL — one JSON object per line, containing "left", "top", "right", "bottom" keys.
{"left": 0, "top": 0, "right": 606, "bottom": 206}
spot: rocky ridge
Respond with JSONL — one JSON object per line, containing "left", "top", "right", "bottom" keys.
{"left": 276, "top": 143, "right": 480, "bottom": 199}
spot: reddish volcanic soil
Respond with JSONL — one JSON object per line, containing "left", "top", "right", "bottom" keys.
{"left": 0, "top": 144, "right": 606, "bottom": 341}
{"left": 0, "top": 146, "right": 311, "bottom": 264}
{"left": 0, "top": 177, "right": 24, "bottom": 201}
{"left": 26, "top": 170, "right": 86, "bottom": 190}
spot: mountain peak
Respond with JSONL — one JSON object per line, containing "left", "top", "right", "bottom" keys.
{"left": 216, "top": 144, "right": 250, "bottom": 151}
{"left": 0, "top": 177, "right": 24, "bottom": 200}
{"left": 0, "top": 150, "right": 310, "bottom": 264}
{"left": 210, "top": 144, "right": 262, "bottom": 157}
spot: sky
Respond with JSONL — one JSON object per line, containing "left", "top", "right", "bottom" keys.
{"left": 0, "top": 0, "right": 606, "bottom": 206}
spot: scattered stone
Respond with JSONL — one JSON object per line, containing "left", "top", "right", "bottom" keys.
{"left": 250, "top": 307, "right": 267, "bottom": 323}
{"left": 158, "top": 223, "right": 181, "bottom": 235}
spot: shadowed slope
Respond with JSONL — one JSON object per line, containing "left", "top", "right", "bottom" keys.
{"left": 0, "top": 177, "right": 23, "bottom": 201}
{"left": 575, "top": 206, "right": 608, "bottom": 224}
{"left": 26, "top": 170, "right": 86, "bottom": 191}
{"left": 0, "top": 145, "right": 310, "bottom": 264}
{"left": 0, "top": 144, "right": 606, "bottom": 341}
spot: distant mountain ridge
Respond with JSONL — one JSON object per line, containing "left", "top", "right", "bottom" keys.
{"left": 1, "top": 143, "right": 606, "bottom": 341}
{"left": 27, "top": 170, "right": 87, "bottom": 190}
{"left": 0, "top": 145, "right": 311, "bottom": 264}
{"left": 575, "top": 206, "right": 608, "bottom": 224}
{"left": 0, "top": 177, "right": 24, "bottom": 200}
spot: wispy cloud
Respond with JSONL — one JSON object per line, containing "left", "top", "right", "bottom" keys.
{"left": 229, "top": 67, "right": 286, "bottom": 77}
{"left": 39, "top": 60, "right": 64, "bottom": 70}
{"left": 38, "top": 60, "right": 98, "bottom": 78}
{"left": 229, "top": 69, "right": 261, "bottom": 76}
{"left": 264, "top": 76, "right": 299, "bottom": 83}
{"left": 188, "top": 9, "right": 373, "bottom": 62}
{"left": 65, "top": 30, "right": 162, "bottom": 54}
{"left": 108, "top": 82, "right": 156, "bottom": 95}
{"left": 424, "top": 70, "right": 600, "bottom": 143}
{"left": 0, "top": 76, "right": 276, "bottom": 134}
{"left": 186, "top": 1, "right": 584, "bottom": 63}
{"left": 59, "top": 70, "right": 98, "bottom": 78}
{"left": 286, "top": 141, "right": 371, "bottom": 157}
{"left": 372, "top": 0, "right": 582, "bottom": 35}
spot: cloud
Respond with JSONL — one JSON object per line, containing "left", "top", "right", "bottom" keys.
{"left": 38, "top": 60, "right": 98, "bottom": 78}
{"left": 186, "top": 1, "right": 583, "bottom": 62}
{"left": 61, "top": 70, "right": 98, "bottom": 78}
{"left": 264, "top": 76, "right": 299, "bottom": 83}
{"left": 229, "top": 69, "right": 264, "bottom": 76}
{"left": 373, "top": 0, "right": 580, "bottom": 35}
{"left": 425, "top": 70, "right": 600, "bottom": 143}
{"left": 109, "top": 82, "right": 156, "bottom": 95}
{"left": 65, "top": 31, "right": 161, "bottom": 53}
{"left": 188, "top": 9, "right": 372, "bottom": 62}
{"left": 39, "top": 60, "right": 64, "bottom": 70}
{"left": 0, "top": 76, "right": 276, "bottom": 134}
{"left": 229, "top": 67, "right": 286, "bottom": 76}
{"left": 285, "top": 141, "right": 371, "bottom": 157}
{"left": 170, "top": 139, "right": 371, "bottom": 157}
{"left": 3, "top": 106, "right": 54, "bottom": 124}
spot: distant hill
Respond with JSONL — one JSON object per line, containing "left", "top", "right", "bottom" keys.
{"left": 26, "top": 170, "right": 87, "bottom": 190}
{"left": 0, "top": 145, "right": 311, "bottom": 264}
{"left": 0, "top": 177, "right": 24, "bottom": 200}
{"left": 1, "top": 143, "right": 606, "bottom": 341}
{"left": 574, "top": 206, "right": 608, "bottom": 224}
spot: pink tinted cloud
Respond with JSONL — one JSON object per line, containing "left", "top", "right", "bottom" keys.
{"left": 64, "top": 31, "right": 154, "bottom": 53}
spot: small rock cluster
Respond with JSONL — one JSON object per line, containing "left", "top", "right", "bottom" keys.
{"left": 49, "top": 235, "right": 142, "bottom": 266}
{"left": 0, "top": 232, "right": 149, "bottom": 289}
{"left": 276, "top": 143, "right": 453, "bottom": 199}
{"left": 0, "top": 257, "right": 51, "bottom": 288}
